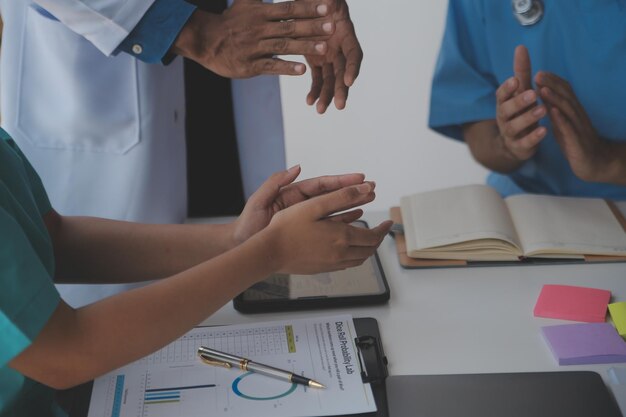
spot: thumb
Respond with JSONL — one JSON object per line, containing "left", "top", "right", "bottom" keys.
{"left": 252, "top": 165, "right": 302, "bottom": 205}
{"left": 513, "top": 45, "right": 532, "bottom": 94}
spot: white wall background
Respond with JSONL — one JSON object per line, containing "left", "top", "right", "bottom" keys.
{"left": 279, "top": 0, "right": 488, "bottom": 211}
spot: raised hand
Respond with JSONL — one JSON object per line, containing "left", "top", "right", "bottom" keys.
{"left": 304, "top": 0, "right": 363, "bottom": 113}
{"left": 172, "top": 0, "right": 336, "bottom": 78}
{"left": 233, "top": 165, "right": 371, "bottom": 244}
{"left": 260, "top": 182, "right": 392, "bottom": 274}
{"left": 494, "top": 45, "right": 548, "bottom": 162}
{"left": 536, "top": 71, "right": 625, "bottom": 183}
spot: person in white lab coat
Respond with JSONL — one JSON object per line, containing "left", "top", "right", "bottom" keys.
{"left": 0, "top": 0, "right": 363, "bottom": 306}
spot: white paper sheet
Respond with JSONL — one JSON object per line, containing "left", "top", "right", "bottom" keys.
{"left": 87, "top": 315, "right": 376, "bottom": 417}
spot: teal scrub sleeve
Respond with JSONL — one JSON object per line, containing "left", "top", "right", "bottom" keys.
{"left": 0, "top": 207, "right": 60, "bottom": 368}
{"left": 4, "top": 140, "right": 52, "bottom": 216}
{"left": 428, "top": 0, "right": 500, "bottom": 141}
{"left": 116, "top": 0, "right": 197, "bottom": 64}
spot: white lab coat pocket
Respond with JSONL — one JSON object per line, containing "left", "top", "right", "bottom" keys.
{"left": 16, "top": 6, "right": 141, "bottom": 154}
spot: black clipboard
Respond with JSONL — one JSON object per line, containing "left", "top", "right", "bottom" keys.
{"left": 60, "top": 317, "right": 390, "bottom": 417}
{"left": 350, "top": 317, "right": 390, "bottom": 417}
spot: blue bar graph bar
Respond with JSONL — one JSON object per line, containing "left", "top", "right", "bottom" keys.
{"left": 144, "top": 395, "right": 181, "bottom": 401}
{"left": 111, "top": 375, "right": 125, "bottom": 417}
{"left": 145, "top": 391, "right": 180, "bottom": 398}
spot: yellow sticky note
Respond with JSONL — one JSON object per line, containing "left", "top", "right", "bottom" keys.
{"left": 608, "top": 302, "right": 626, "bottom": 338}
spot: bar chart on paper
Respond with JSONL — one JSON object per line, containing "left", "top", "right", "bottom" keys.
{"left": 87, "top": 316, "right": 376, "bottom": 417}
{"left": 104, "top": 368, "right": 218, "bottom": 417}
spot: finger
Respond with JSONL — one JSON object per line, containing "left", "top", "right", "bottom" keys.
{"left": 535, "top": 71, "right": 574, "bottom": 98}
{"left": 498, "top": 89, "right": 537, "bottom": 122}
{"left": 513, "top": 45, "right": 532, "bottom": 93}
{"left": 346, "top": 223, "right": 390, "bottom": 247}
{"left": 317, "top": 64, "right": 336, "bottom": 114}
{"left": 289, "top": 173, "right": 366, "bottom": 198}
{"left": 342, "top": 32, "right": 363, "bottom": 87}
{"left": 343, "top": 246, "right": 378, "bottom": 262}
{"left": 264, "top": 18, "right": 335, "bottom": 39}
{"left": 496, "top": 77, "right": 519, "bottom": 106}
{"left": 333, "top": 55, "right": 349, "bottom": 110}
{"left": 327, "top": 209, "right": 364, "bottom": 224}
{"left": 278, "top": 174, "right": 367, "bottom": 208}
{"left": 302, "top": 183, "right": 376, "bottom": 220}
{"left": 539, "top": 87, "right": 581, "bottom": 130}
{"left": 506, "top": 126, "right": 546, "bottom": 157}
{"left": 504, "top": 105, "right": 546, "bottom": 138}
{"left": 263, "top": 0, "right": 332, "bottom": 20}
{"left": 306, "top": 65, "right": 324, "bottom": 106}
{"left": 550, "top": 107, "right": 577, "bottom": 143}
{"left": 252, "top": 58, "right": 306, "bottom": 76}
{"left": 258, "top": 39, "right": 327, "bottom": 57}
{"left": 334, "top": 259, "right": 367, "bottom": 271}
{"left": 252, "top": 165, "right": 302, "bottom": 205}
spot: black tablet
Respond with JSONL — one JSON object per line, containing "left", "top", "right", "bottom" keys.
{"left": 233, "top": 221, "right": 390, "bottom": 313}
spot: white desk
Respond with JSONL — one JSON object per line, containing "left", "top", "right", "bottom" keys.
{"left": 199, "top": 210, "right": 626, "bottom": 386}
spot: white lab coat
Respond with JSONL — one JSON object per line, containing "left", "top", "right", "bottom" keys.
{"left": 0, "top": 0, "right": 187, "bottom": 306}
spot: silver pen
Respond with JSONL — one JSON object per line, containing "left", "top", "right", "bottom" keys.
{"left": 197, "top": 346, "right": 325, "bottom": 389}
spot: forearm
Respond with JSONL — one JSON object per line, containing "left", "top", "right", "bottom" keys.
{"left": 51, "top": 214, "right": 238, "bottom": 284}
{"left": 463, "top": 120, "right": 526, "bottom": 173}
{"left": 11, "top": 232, "right": 276, "bottom": 389}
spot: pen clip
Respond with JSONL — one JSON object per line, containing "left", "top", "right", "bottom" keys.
{"left": 198, "top": 353, "right": 232, "bottom": 369}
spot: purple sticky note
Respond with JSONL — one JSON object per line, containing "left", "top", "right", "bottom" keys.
{"left": 542, "top": 323, "right": 626, "bottom": 365}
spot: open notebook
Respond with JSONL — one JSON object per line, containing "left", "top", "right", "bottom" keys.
{"left": 392, "top": 185, "right": 626, "bottom": 266}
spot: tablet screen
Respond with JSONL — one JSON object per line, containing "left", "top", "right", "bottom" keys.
{"left": 240, "top": 256, "right": 386, "bottom": 301}
{"left": 234, "top": 221, "right": 389, "bottom": 311}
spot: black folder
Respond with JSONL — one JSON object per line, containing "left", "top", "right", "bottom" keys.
{"left": 385, "top": 371, "right": 622, "bottom": 417}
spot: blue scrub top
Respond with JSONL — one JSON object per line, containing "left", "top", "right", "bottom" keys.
{"left": 429, "top": 0, "right": 626, "bottom": 199}
{"left": 0, "top": 128, "right": 63, "bottom": 416}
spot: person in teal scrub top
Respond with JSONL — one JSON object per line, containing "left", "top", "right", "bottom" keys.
{"left": 0, "top": 127, "right": 391, "bottom": 416}
{"left": 429, "top": 0, "right": 626, "bottom": 199}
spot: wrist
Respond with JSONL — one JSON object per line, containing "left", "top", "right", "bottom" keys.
{"left": 490, "top": 132, "right": 527, "bottom": 173}
{"left": 496, "top": 133, "right": 523, "bottom": 164}
{"left": 223, "top": 222, "right": 240, "bottom": 251}
{"left": 596, "top": 141, "right": 626, "bottom": 185}
{"left": 252, "top": 226, "right": 285, "bottom": 275}
{"left": 170, "top": 10, "right": 221, "bottom": 65}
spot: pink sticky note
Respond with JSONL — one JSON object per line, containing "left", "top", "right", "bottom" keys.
{"left": 534, "top": 284, "right": 611, "bottom": 322}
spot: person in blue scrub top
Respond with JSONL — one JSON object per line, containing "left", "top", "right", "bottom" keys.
{"left": 0, "top": 127, "right": 391, "bottom": 416}
{"left": 429, "top": 0, "right": 626, "bottom": 199}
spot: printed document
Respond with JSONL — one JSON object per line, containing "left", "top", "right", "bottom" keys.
{"left": 87, "top": 315, "right": 376, "bottom": 417}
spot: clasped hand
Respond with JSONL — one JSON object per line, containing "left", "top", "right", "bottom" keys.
{"left": 496, "top": 45, "right": 619, "bottom": 183}
{"left": 232, "top": 165, "right": 392, "bottom": 274}
{"left": 173, "top": 0, "right": 362, "bottom": 112}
